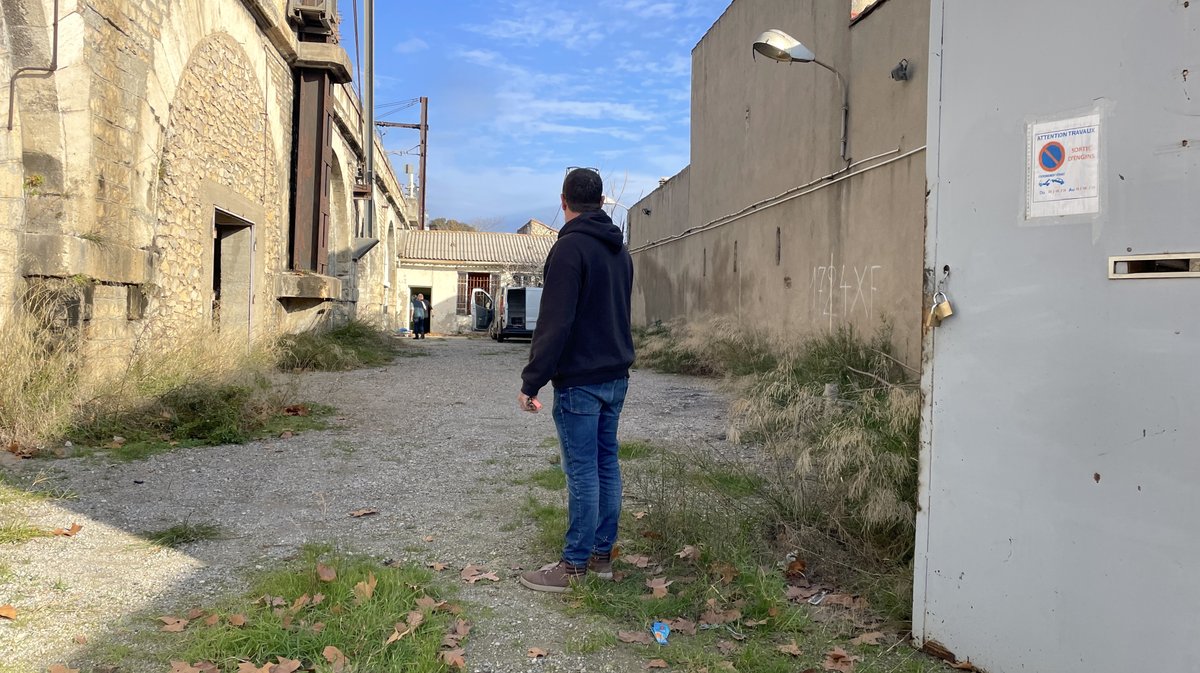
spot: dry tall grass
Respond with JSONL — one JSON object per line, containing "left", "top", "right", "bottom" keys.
{"left": 0, "top": 280, "right": 289, "bottom": 456}
{"left": 635, "top": 319, "right": 921, "bottom": 563}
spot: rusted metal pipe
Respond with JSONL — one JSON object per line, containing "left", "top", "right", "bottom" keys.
{"left": 7, "top": 0, "right": 61, "bottom": 131}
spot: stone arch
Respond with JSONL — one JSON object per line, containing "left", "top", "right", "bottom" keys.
{"left": 151, "top": 32, "right": 278, "bottom": 338}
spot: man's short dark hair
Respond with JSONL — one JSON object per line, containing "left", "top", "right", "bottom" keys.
{"left": 563, "top": 168, "right": 604, "bottom": 212}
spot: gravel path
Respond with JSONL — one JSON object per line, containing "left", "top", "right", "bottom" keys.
{"left": 0, "top": 336, "right": 733, "bottom": 673}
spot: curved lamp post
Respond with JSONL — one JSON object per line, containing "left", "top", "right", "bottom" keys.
{"left": 753, "top": 29, "right": 850, "bottom": 164}
{"left": 603, "top": 196, "right": 630, "bottom": 236}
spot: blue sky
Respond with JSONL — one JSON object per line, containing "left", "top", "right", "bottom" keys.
{"left": 346, "top": 0, "right": 730, "bottom": 231}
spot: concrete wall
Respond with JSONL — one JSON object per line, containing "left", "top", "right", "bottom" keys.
{"left": 628, "top": 0, "right": 929, "bottom": 364}
{"left": 0, "top": 0, "right": 414, "bottom": 361}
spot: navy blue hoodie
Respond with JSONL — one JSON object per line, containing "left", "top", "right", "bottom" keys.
{"left": 521, "top": 209, "right": 634, "bottom": 398}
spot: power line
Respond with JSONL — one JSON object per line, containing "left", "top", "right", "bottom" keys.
{"left": 351, "top": 0, "right": 362, "bottom": 98}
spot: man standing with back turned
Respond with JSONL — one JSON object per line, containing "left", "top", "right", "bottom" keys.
{"left": 517, "top": 168, "right": 634, "bottom": 593}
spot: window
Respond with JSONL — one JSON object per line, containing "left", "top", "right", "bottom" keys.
{"left": 512, "top": 273, "right": 543, "bottom": 288}
{"left": 457, "top": 272, "right": 494, "bottom": 314}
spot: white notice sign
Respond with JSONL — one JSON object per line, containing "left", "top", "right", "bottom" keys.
{"left": 1026, "top": 114, "right": 1101, "bottom": 219}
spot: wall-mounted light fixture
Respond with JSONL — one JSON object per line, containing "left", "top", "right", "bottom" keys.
{"left": 752, "top": 29, "right": 850, "bottom": 164}
{"left": 891, "top": 58, "right": 911, "bottom": 81}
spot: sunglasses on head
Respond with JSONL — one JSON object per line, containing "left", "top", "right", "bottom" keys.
{"left": 565, "top": 166, "right": 600, "bottom": 176}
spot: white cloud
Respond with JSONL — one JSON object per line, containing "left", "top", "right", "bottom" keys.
{"left": 393, "top": 37, "right": 429, "bottom": 54}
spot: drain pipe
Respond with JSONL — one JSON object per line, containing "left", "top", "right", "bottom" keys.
{"left": 7, "top": 0, "right": 60, "bottom": 131}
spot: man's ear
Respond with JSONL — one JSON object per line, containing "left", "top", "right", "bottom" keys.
{"left": 560, "top": 195, "right": 567, "bottom": 211}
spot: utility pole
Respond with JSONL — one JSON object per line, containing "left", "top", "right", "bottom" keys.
{"left": 376, "top": 95, "right": 428, "bottom": 230}
{"left": 363, "top": 0, "right": 375, "bottom": 239}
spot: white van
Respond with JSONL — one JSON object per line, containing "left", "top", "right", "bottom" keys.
{"left": 470, "top": 286, "right": 543, "bottom": 341}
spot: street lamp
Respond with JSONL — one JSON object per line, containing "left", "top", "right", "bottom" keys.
{"left": 603, "top": 196, "right": 630, "bottom": 236}
{"left": 752, "top": 29, "right": 850, "bottom": 164}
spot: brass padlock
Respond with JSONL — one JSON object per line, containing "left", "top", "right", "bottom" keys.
{"left": 933, "top": 291, "right": 954, "bottom": 321}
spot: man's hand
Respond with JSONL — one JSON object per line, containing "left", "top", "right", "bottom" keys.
{"left": 518, "top": 393, "right": 542, "bottom": 413}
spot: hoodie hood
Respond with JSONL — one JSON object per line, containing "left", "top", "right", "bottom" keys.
{"left": 560, "top": 209, "right": 624, "bottom": 252}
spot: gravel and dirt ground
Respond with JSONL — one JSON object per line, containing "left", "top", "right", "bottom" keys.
{"left": 0, "top": 336, "right": 734, "bottom": 673}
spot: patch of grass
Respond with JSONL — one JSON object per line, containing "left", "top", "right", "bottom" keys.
{"left": 0, "top": 522, "right": 50, "bottom": 544}
{"left": 277, "top": 320, "right": 415, "bottom": 371}
{"left": 173, "top": 546, "right": 463, "bottom": 673}
{"left": 539, "top": 436, "right": 560, "bottom": 449}
{"left": 564, "top": 629, "right": 617, "bottom": 655}
{"left": 528, "top": 466, "right": 566, "bottom": 491}
{"left": 618, "top": 440, "right": 656, "bottom": 460}
{"left": 70, "top": 400, "right": 334, "bottom": 462}
{"left": 633, "top": 318, "right": 777, "bottom": 378}
{"left": 142, "top": 523, "right": 224, "bottom": 548}
{"left": 520, "top": 495, "right": 568, "bottom": 555}
{"left": 520, "top": 438, "right": 950, "bottom": 672}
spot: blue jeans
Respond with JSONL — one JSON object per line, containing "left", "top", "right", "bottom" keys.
{"left": 553, "top": 378, "right": 628, "bottom": 567}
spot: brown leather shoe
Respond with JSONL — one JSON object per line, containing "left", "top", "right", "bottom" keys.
{"left": 588, "top": 553, "right": 613, "bottom": 580}
{"left": 519, "top": 561, "right": 586, "bottom": 593}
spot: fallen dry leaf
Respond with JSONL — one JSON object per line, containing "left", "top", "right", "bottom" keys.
{"left": 0, "top": 605, "right": 15, "bottom": 620}
{"left": 668, "top": 618, "right": 696, "bottom": 636}
{"left": 310, "top": 622, "right": 326, "bottom": 634}
{"left": 786, "top": 558, "right": 808, "bottom": 576}
{"left": 645, "top": 660, "right": 668, "bottom": 669}
{"left": 744, "top": 618, "right": 768, "bottom": 627}
{"left": 641, "top": 530, "right": 663, "bottom": 540}
{"left": 617, "top": 630, "right": 654, "bottom": 645}
{"left": 777, "top": 641, "right": 803, "bottom": 656}
{"left": 235, "top": 664, "right": 270, "bottom": 673}
{"left": 283, "top": 404, "right": 310, "bottom": 416}
{"left": 460, "top": 564, "right": 481, "bottom": 580}
{"left": 824, "top": 594, "right": 861, "bottom": 609}
{"left": 228, "top": 614, "right": 246, "bottom": 627}
{"left": 645, "top": 577, "right": 673, "bottom": 598}
{"left": 278, "top": 431, "right": 294, "bottom": 439}
{"left": 47, "top": 666, "right": 80, "bottom": 673}
{"left": 353, "top": 572, "right": 378, "bottom": 604}
{"left": 272, "top": 658, "right": 302, "bottom": 673}
{"left": 711, "top": 562, "right": 738, "bottom": 585}
{"left": 527, "top": 647, "right": 549, "bottom": 659}
{"left": 159, "top": 616, "right": 189, "bottom": 633}
{"left": 700, "top": 604, "right": 742, "bottom": 626}
{"left": 717, "top": 640, "right": 738, "bottom": 655}
{"left": 203, "top": 613, "right": 220, "bottom": 627}
{"left": 949, "top": 661, "right": 977, "bottom": 671}
{"left": 186, "top": 608, "right": 206, "bottom": 620}
{"left": 290, "top": 594, "right": 311, "bottom": 613}
{"left": 675, "top": 545, "right": 700, "bottom": 562}
{"left": 311, "top": 593, "right": 325, "bottom": 605}
{"left": 440, "top": 648, "right": 466, "bottom": 669}
{"left": 52, "top": 522, "right": 83, "bottom": 537}
{"left": 466, "top": 571, "right": 501, "bottom": 584}
{"left": 452, "top": 618, "right": 472, "bottom": 637}
{"left": 316, "top": 564, "right": 336, "bottom": 582}
{"left": 633, "top": 511, "right": 648, "bottom": 519}
{"left": 72, "top": 634, "right": 87, "bottom": 645}
{"left": 416, "top": 596, "right": 442, "bottom": 610}
{"left": 423, "top": 535, "right": 435, "bottom": 542}
{"left": 620, "top": 554, "right": 653, "bottom": 568}
{"left": 322, "top": 645, "right": 347, "bottom": 673}
{"left": 349, "top": 508, "right": 378, "bottom": 518}
{"left": 786, "top": 585, "right": 822, "bottom": 601}
{"left": 850, "top": 631, "right": 885, "bottom": 646}
{"left": 169, "top": 662, "right": 200, "bottom": 673}
{"left": 427, "top": 562, "right": 447, "bottom": 572}
{"left": 823, "top": 646, "right": 862, "bottom": 673}
{"left": 193, "top": 664, "right": 218, "bottom": 673}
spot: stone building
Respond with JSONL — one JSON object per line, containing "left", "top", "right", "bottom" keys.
{"left": 627, "top": 0, "right": 929, "bottom": 365}
{"left": 0, "top": 0, "right": 416, "bottom": 364}
{"left": 397, "top": 229, "right": 555, "bottom": 335}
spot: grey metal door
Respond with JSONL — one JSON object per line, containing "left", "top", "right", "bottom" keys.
{"left": 917, "top": 3, "right": 1200, "bottom": 672}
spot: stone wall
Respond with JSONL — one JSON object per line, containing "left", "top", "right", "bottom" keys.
{"left": 1, "top": 0, "right": 416, "bottom": 365}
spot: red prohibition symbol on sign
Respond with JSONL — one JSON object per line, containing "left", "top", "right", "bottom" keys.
{"left": 1038, "top": 141, "right": 1066, "bottom": 172}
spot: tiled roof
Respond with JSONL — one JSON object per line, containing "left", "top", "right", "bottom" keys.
{"left": 400, "top": 230, "right": 556, "bottom": 265}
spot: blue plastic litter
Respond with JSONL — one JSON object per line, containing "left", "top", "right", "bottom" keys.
{"left": 652, "top": 621, "right": 671, "bottom": 645}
